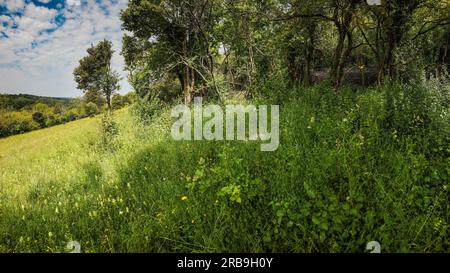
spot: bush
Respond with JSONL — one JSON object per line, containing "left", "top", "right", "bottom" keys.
{"left": 112, "top": 94, "right": 131, "bottom": 110}
{"left": 32, "top": 112, "right": 46, "bottom": 128}
{"left": 100, "top": 112, "right": 120, "bottom": 150}
{"left": 85, "top": 102, "right": 99, "bottom": 117}
{"left": 0, "top": 111, "right": 39, "bottom": 137}
{"left": 130, "top": 96, "right": 162, "bottom": 125}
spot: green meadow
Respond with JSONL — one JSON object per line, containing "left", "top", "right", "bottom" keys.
{"left": 0, "top": 84, "right": 448, "bottom": 253}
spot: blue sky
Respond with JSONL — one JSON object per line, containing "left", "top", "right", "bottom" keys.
{"left": 0, "top": 0, "right": 130, "bottom": 97}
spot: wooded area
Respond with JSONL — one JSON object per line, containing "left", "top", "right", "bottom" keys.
{"left": 120, "top": 0, "right": 449, "bottom": 103}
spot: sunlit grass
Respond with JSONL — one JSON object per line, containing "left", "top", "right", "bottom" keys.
{"left": 0, "top": 115, "right": 100, "bottom": 204}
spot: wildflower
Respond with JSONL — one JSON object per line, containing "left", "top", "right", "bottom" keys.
{"left": 181, "top": 196, "right": 188, "bottom": 202}
{"left": 198, "top": 157, "right": 205, "bottom": 165}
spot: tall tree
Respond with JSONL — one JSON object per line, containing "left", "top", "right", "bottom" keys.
{"left": 121, "top": 0, "right": 218, "bottom": 104}
{"left": 74, "top": 40, "right": 120, "bottom": 110}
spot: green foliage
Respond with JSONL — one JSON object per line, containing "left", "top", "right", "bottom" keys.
{"left": 32, "top": 112, "right": 46, "bottom": 128}
{"left": 121, "top": 0, "right": 221, "bottom": 103}
{"left": 0, "top": 84, "right": 448, "bottom": 253}
{"left": 0, "top": 92, "right": 135, "bottom": 138}
{"left": 74, "top": 40, "right": 120, "bottom": 109}
{"left": 84, "top": 89, "right": 106, "bottom": 108}
{"left": 100, "top": 112, "right": 120, "bottom": 150}
{"left": 0, "top": 111, "right": 39, "bottom": 137}
{"left": 85, "top": 102, "right": 99, "bottom": 117}
{"left": 130, "top": 96, "right": 162, "bottom": 125}
{"left": 0, "top": 94, "right": 73, "bottom": 111}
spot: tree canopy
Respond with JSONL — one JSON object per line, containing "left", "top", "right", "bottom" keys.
{"left": 74, "top": 39, "right": 121, "bottom": 109}
{"left": 119, "top": 0, "right": 449, "bottom": 104}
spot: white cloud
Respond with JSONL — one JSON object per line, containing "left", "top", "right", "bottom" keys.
{"left": 23, "top": 3, "right": 58, "bottom": 22}
{"left": 0, "top": 0, "right": 131, "bottom": 97}
{"left": 67, "top": 0, "right": 81, "bottom": 6}
{"left": 0, "top": 0, "right": 26, "bottom": 12}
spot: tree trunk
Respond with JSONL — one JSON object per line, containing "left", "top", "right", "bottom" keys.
{"left": 184, "top": 65, "right": 193, "bottom": 105}
{"left": 182, "top": 31, "right": 194, "bottom": 105}
{"left": 332, "top": 9, "right": 353, "bottom": 90}
{"left": 336, "top": 31, "right": 353, "bottom": 89}
{"left": 304, "top": 26, "right": 316, "bottom": 86}
{"left": 331, "top": 30, "right": 346, "bottom": 83}
{"left": 106, "top": 94, "right": 111, "bottom": 110}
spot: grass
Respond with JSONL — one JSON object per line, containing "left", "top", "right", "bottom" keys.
{"left": 0, "top": 85, "right": 448, "bottom": 253}
{"left": 0, "top": 115, "right": 99, "bottom": 205}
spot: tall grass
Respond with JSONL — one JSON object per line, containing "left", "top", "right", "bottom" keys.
{"left": 0, "top": 83, "right": 448, "bottom": 253}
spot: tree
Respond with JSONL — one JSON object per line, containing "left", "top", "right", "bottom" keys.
{"left": 272, "top": 0, "right": 365, "bottom": 89}
{"left": 85, "top": 102, "right": 99, "bottom": 117}
{"left": 33, "top": 103, "right": 49, "bottom": 114}
{"left": 84, "top": 89, "right": 106, "bottom": 108}
{"left": 119, "top": 0, "right": 449, "bottom": 98}
{"left": 74, "top": 40, "right": 120, "bottom": 110}
{"left": 32, "top": 112, "right": 46, "bottom": 128}
{"left": 121, "top": 0, "right": 218, "bottom": 104}
{"left": 358, "top": 0, "right": 449, "bottom": 81}
{"left": 112, "top": 93, "right": 130, "bottom": 110}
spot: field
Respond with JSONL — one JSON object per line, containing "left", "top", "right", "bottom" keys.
{"left": 0, "top": 85, "right": 449, "bottom": 253}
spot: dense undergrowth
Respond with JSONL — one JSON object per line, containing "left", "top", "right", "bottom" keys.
{"left": 0, "top": 80, "right": 448, "bottom": 253}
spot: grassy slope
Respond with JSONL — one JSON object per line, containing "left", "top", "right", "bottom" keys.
{"left": 0, "top": 87, "right": 448, "bottom": 253}
{"left": 0, "top": 116, "right": 100, "bottom": 203}
{"left": 0, "top": 107, "right": 172, "bottom": 252}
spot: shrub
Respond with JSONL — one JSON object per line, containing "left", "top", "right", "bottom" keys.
{"left": 85, "top": 102, "right": 99, "bottom": 117}
{"left": 0, "top": 111, "right": 39, "bottom": 137}
{"left": 130, "top": 96, "right": 162, "bottom": 125}
{"left": 32, "top": 112, "right": 46, "bottom": 128}
{"left": 100, "top": 112, "right": 120, "bottom": 150}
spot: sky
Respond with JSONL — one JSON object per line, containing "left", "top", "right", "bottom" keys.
{"left": 0, "top": 0, "right": 131, "bottom": 98}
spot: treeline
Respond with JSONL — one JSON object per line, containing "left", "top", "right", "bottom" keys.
{"left": 120, "top": 0, "right": 449, "bottom": 103}
{"left": 0, "top": 93, "right": 134, "bottom": 138}
{"left": 0, "top": 94, "right": 73, "bottom": 111}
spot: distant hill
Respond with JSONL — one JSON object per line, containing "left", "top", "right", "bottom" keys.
{"left": 0, "top": 94, "right": 77, "bottom": 111}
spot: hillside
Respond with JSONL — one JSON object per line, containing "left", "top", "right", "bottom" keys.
{"left": 0, "top": 93, "right": 132, "bottom": 138}
{"left": 0, "top": 85, "right": 448, "bottom": 253}
{"left": 0, "top": 94, "right": 76, "bottom": 111}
